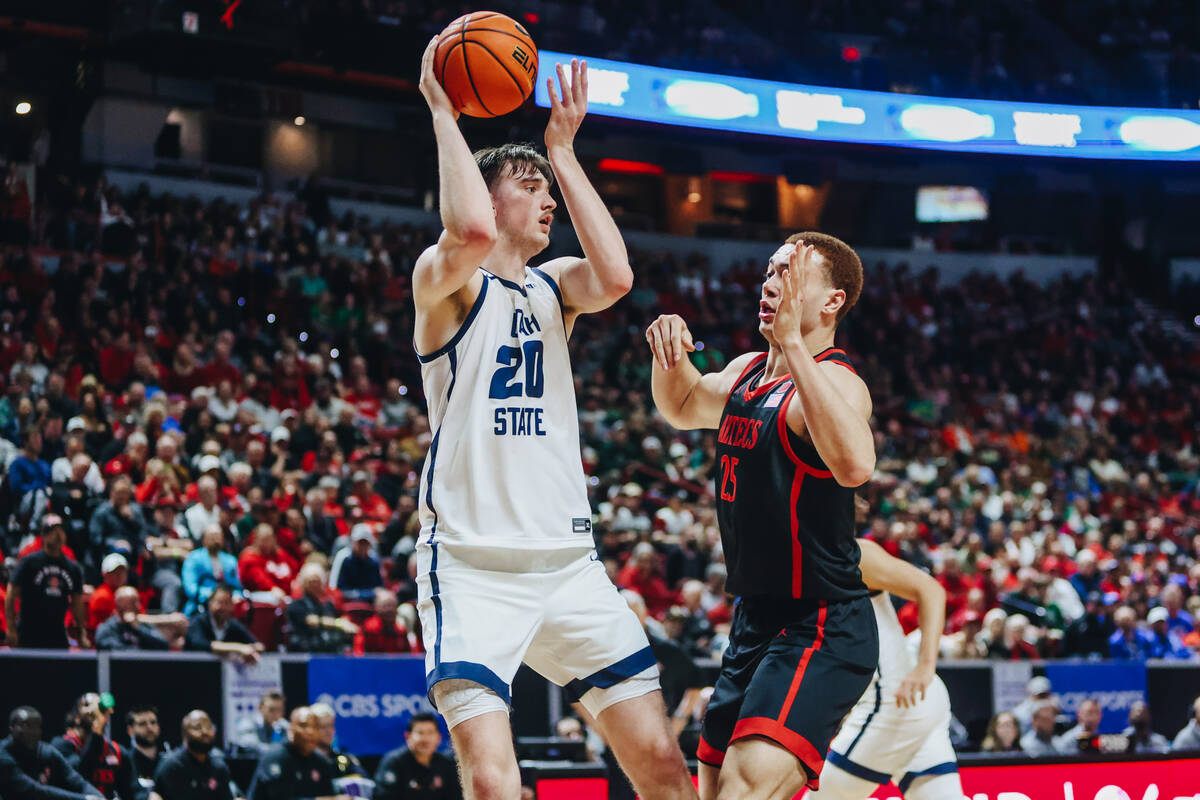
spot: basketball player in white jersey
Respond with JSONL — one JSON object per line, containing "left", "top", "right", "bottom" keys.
{"left": 412, "top": 40, "right": 697, "bottom": 800}
{"left": 807, "top": 539, "right": 962, "bottom": 800}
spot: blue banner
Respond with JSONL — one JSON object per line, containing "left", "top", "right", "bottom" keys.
{"left": 535, "top": 50, "right": 1200, "bottom": 160}
{"left": 308, "top": 656, "right": 449, "bottom": 756}
{"left": 1043, "top": 662, "right": 1147, "bottom": 734}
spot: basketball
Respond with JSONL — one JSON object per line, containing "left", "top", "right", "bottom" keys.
{"left": 433, "top": 11, "right": 539, "bottom": 118}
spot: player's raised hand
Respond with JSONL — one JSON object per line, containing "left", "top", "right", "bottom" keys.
{"left": 545, "top": 59, "right": 588, "bottom": 152}
{"left": 773, "top": 242, "right": 811, "bottom": 347}
{"left": 645, "top": 314, "right": 695, "bottom": 371}
{"left": 894, "top": 664, "right": 935, "bottom": 708}
{"left": 418, "top": 36, "right": 459, "bottom": 120}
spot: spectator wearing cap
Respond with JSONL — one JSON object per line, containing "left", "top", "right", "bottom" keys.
{"left": 1109, "top": 606, "right": 1155, "bottom": 660}
{"left": 6, "top": 514, "right": 88, "bottom": 648}
{"left": 1122, "top": 701, "right": 1170, "bottom": 753}
{"left": 1172, "top": 696, "right": 1200, "bottom": 751}
{"left": 352, "top": 589, "right": 413, "bottom": 655}
{"left": 1012, "top": 676, "right": 1055, "bottom": 731}
{"left": 1160, "top": 584, "right": 1195, "bottom": 636}
{"left": 335, "top": 525, "right": 383, "bottom": 602}
{"left": 95, "top": 586, "right": 171, "bottom": 651}
{"left": 1064, "top": 591, "right": 1115, "bottom": 658}
{"left": 238, "top": 525, "right": 297, "bottom": 604}
{"left": 1020, "top": 700, "right": 1060, "bottom": 757}
{"left": 88, "top": 553, "right": 131, "bottom": 630}
{"left": 617, "top": 543, "right": 677, "bottom": 620}
{"left": 1147, "top": 607, "right": 1193, "bottom": 659}
{"left": 89, "top": 476, "right": 152, "bottom": 562}
{"left": 182, "top": 524, "right": 242, "bottom": 615}
{"left": 183, "top": 476, "right": 221, "bottom": 543}
{"left": 287, "top": 563, "right": 356, "bottom": 654}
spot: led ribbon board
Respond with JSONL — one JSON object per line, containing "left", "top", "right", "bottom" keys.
{"left": 534, "top": 50, "right": 1200, "bottom": 160}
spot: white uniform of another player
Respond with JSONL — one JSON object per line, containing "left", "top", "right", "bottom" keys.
{"left": 415, "top": 267, "right": 657, "bottom": 727}
{"left": 810, "top": 591, "right": 962, "bottom": 800}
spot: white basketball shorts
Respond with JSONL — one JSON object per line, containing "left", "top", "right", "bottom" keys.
{"left": 811, "top": 676, "right": 961, "bottom": 800}
{"left": 415, "top": 542, "right": 660, "bottom": 727}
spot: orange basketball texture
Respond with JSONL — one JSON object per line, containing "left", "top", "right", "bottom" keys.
{"left": 433, "top": 11, "right": 539, "bottom": 118}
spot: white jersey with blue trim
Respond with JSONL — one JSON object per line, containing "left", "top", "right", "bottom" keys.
{"left": 417, "top": 267, "right": 593, "bottom": 551}
{"left": 860, "top": 590, "right": 918, "bottom": 707}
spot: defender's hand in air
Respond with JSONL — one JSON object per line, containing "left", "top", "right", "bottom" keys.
{"left": 418, "top": 36, "right": 459, "bottom": 120}
{"left": 545, "top": 59, "right": 588, "bottom": 152}
{"left": 774, "top": 242, "right": 812, "bottom": 347}
{"left": 645, "top": 314, "right": 695, "bottom": 371}
{"left": 895, "top": 664, "right": 934, "bottom": 709}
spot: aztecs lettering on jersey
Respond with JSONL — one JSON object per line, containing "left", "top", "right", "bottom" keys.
{"left": 717, "top": 414, "right": 764, "bottom": 450}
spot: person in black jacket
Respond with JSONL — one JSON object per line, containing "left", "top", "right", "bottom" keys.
{"left": 184, "top": 584, "right": 261, "bottom": 664}
{"left": 373, "top": 713, "right": 460, "bottom": 800}
{"left": 149, "top": 711, "right": 235, "bottom": 800}
{"left": 247, "top": 707, "right": 346, "bottom": 800}
{"left": 1063, "top": 591, "right": 1117, "bottom": 658}
{"left": 0, "top": 706, "right": 103, "bottom": 799}
{"left": 53, "top": 694, "right": 138, "bottom": 800}
{"left": 96, "top": 588, "right": 171, "bottom": 651}
{"left": 286, "top": 564, "right": 356, "bottom": 654}
{"left": 126, "top": 705, "right": 167, "bottom": 800}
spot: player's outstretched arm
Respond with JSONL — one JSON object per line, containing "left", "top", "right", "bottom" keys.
{"left": 646, "top": 314, "right": 760, "bottom": 430}
{"left": 858, "top": 538, "right": 946, "bottom": 708}
{"left": 413, "top": 36, "right": 497, "bottom": 311}
{"left": 539, "top": 60, "right": 633, "bottom": 319}
{"left": 775, "top": 243, "right": 875, "bottom": 487}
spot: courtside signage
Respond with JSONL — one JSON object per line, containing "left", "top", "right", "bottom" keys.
{"left": 534, "top": 51, "right": 1200, "bottom": 160}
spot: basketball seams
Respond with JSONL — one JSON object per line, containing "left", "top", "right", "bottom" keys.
{"left": 459, "top": 16, "right": 495, "bottom": 117}
{"left": 434, "top": 12, "right": 537, "bottom": 118}
{"left": 474, "top": 38, "right": 532, "bottom": 95}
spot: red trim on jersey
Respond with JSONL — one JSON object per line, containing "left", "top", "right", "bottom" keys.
{"left": 777, "top": 389, "right": 836, "bottom": 477}
{"left": 726, "top": 353, "right": 767, "bottom": 404}
{"left": 696, "top": 734, "right": 726, "bottom": 766}
{"left": 729, "top": 716, "right": 825, "bottom": 791}
{"left": 789, "top": 467, "right": 807, "bottom": 597}
{"left": 815, "top": 347, "right": 857, "bottom": 374}
{"left": 776, "top": 601, "right": 827, "bottom": 720}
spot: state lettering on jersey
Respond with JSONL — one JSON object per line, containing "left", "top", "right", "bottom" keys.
{"left": 717, "top": 414, "right": 764, "bottom": 450}
{"left": 493, "top": 406, "right": 547, "bottom": 436}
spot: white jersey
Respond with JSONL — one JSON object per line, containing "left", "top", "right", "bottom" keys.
{"left": 862, "top": 590, "right": 917, "bottom": 706}
{"left": 417, "top": 267, "right": 592, "bottom": 551}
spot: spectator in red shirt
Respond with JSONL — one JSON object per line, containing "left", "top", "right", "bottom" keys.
{"left": 353, "top": 589, "right": 414, "bottom": 655}
{"left": 617, "top": 543, "right": 677, "bottom": 620}
{"left": 238, "top": 524, "right": 298, "bottom": 603}
{"left": 348, "top": 471, "right": 390, "bottom": 523}
{"left": 949, "top": 587, "right": 991, "bottom": 632}
{"left": 200, "top": 337, "right": 241, "bottom": 388}
{"left": 938, "top": 556, "right": 975, "bottom": 617}
{"left": 88, "top": 553, "right": 132, "bottom": 630}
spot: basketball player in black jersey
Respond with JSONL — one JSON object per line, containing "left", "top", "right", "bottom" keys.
{"left": 646, "top": 233, "right": 879, "bottom": 800}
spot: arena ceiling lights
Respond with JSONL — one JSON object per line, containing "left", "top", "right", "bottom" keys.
{"left": 533, "top": 50, "right": 1200, "bottom": 161}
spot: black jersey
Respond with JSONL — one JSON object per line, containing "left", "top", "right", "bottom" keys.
{"left": 715, "top": 349, "right": 867, "bottom": 602}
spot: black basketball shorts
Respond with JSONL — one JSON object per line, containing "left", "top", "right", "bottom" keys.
{"left": 698, "top": 595, "right": 878, "bottom": 791}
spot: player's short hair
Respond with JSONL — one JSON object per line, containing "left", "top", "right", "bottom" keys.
{"left": 474, "top": 143, "right": 555, "bottom": 192}
{"left": 407, "top": 712, "right": 439, "bottom": 733}
{"left": 126, "top": 704, "right": 158, "bottom": 727}
{"left": 785, "top": 232, "right": 863, "bottom": 323}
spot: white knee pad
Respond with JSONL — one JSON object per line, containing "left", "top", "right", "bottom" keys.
{"left": 432, "top": 678, "right": 510, "bottom": 730}
{"left": 577, "top": 667, "right": 660, "bottom": 719}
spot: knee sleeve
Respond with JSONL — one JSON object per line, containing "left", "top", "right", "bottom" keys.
{"left": 432, "top": 678, "right": 509, "bottom": 730}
